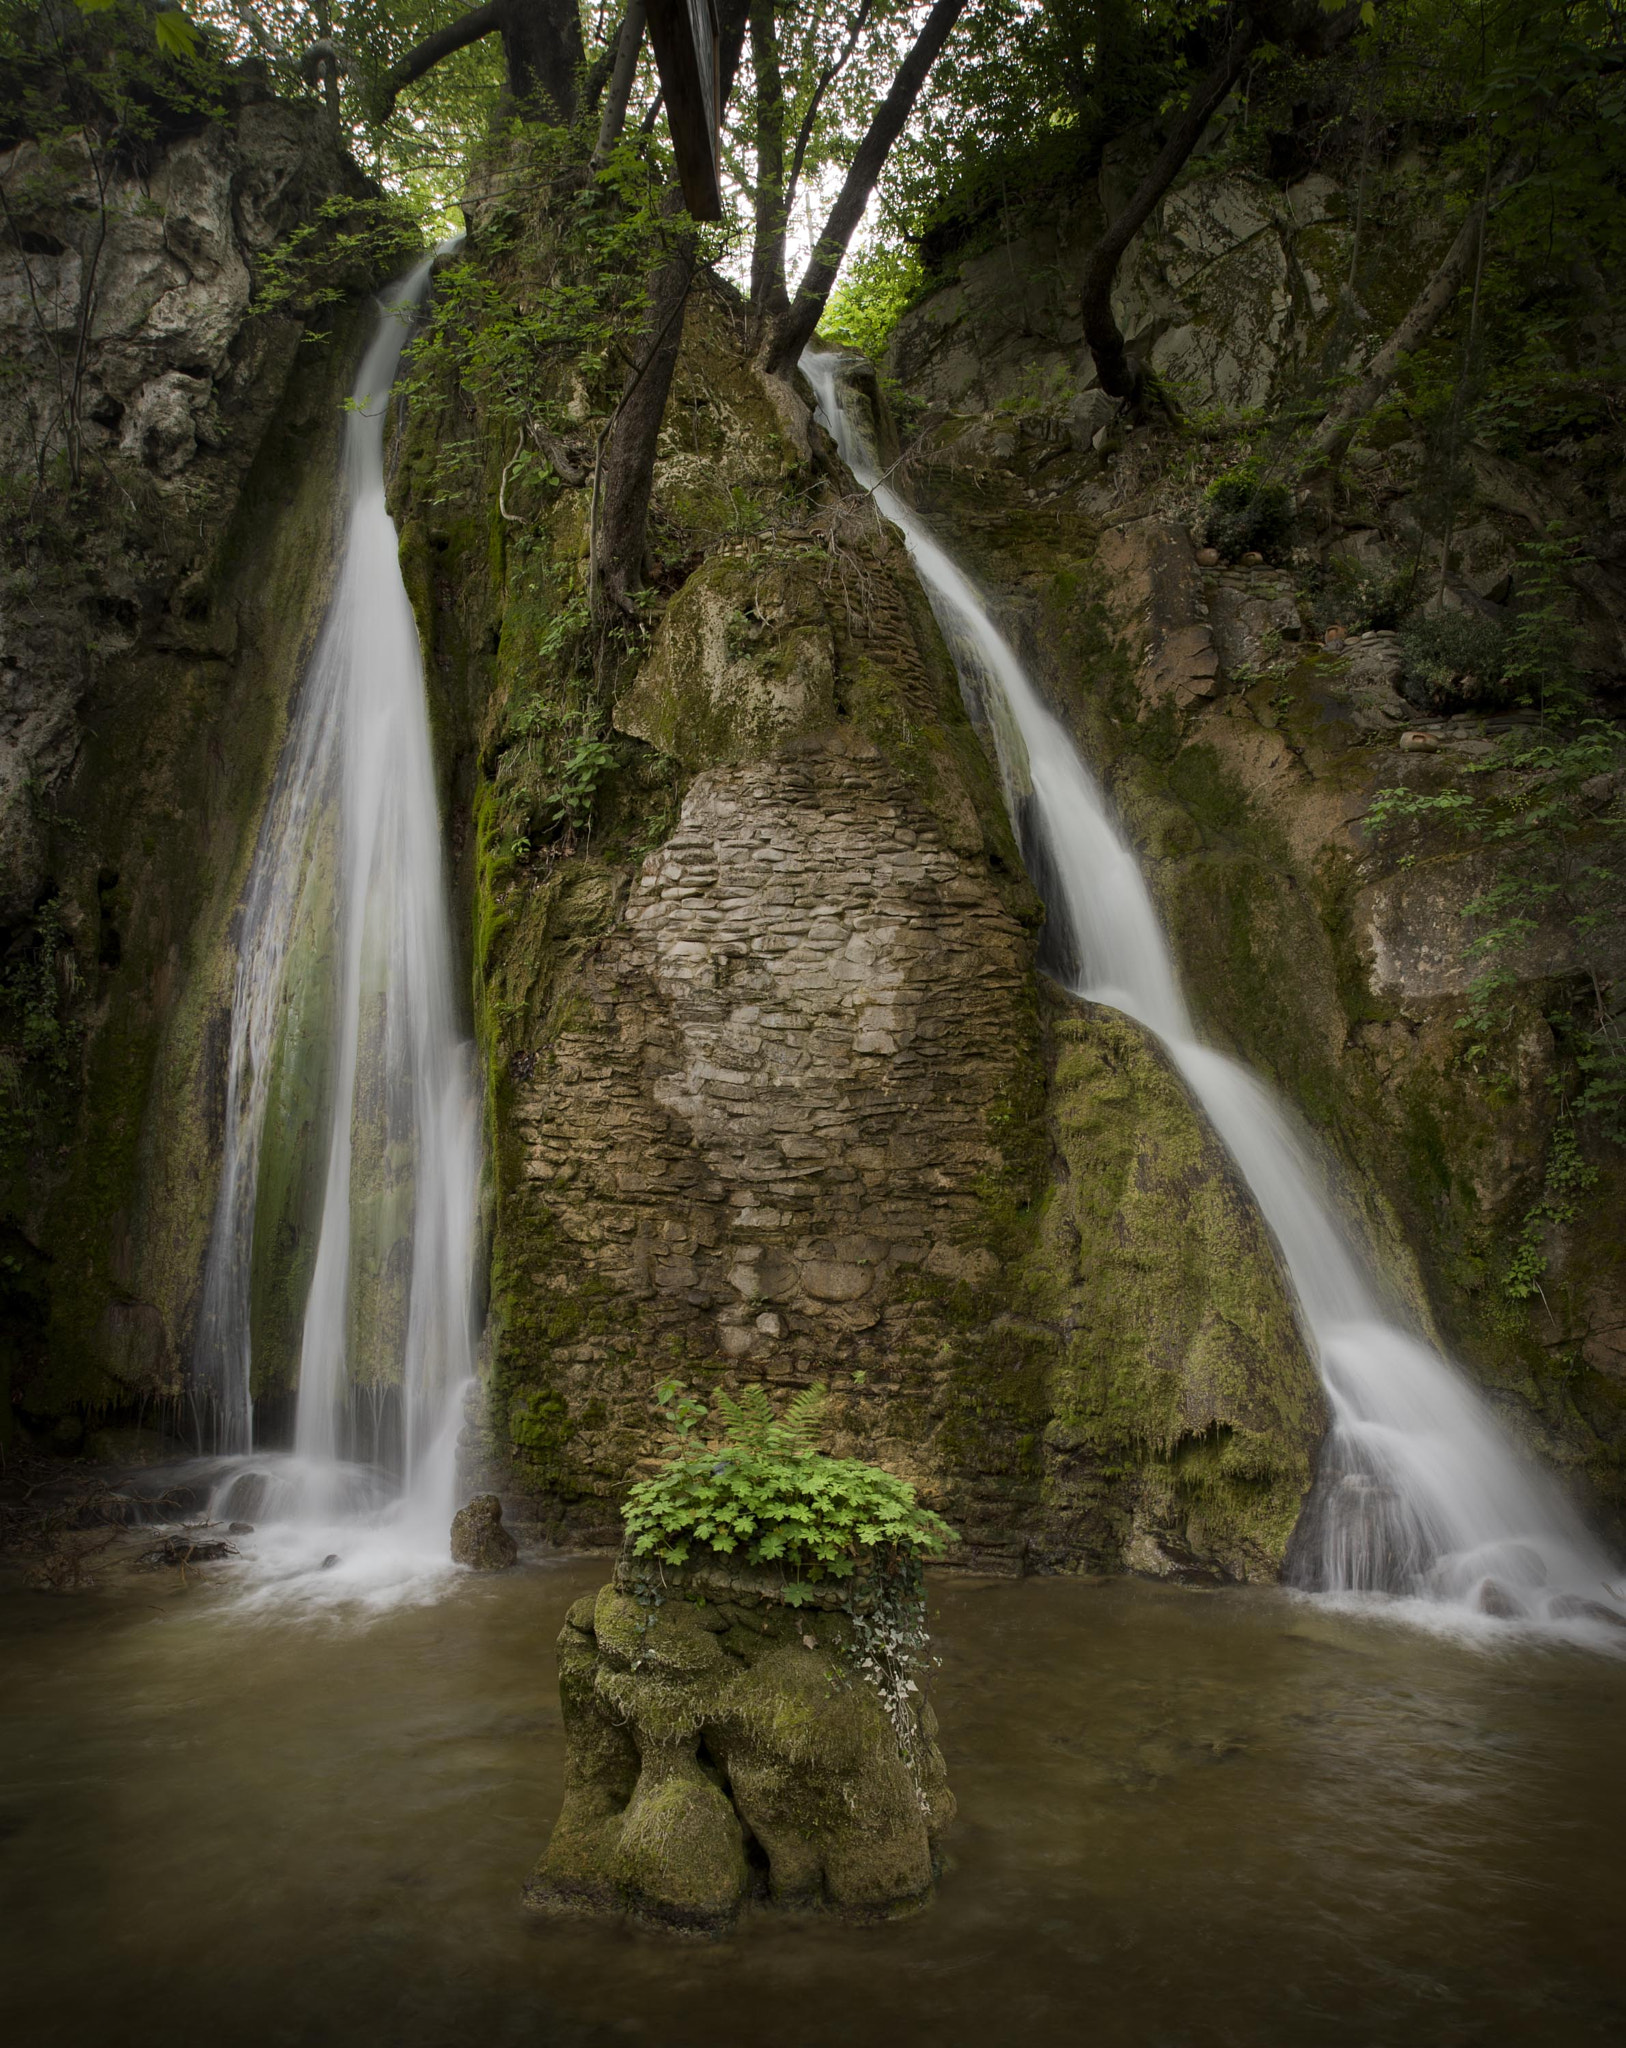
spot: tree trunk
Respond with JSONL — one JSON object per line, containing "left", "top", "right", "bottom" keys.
{"left": 760, "top": 0, "right": 971, "bottom": 377}
{"left": 1303, "top": 156, "right": 1522, "bottom": 475}
{"left": 1078, "top": 20, "right": 1258, "bottom": 412}
{"left": 592, "top": 0, "right": 647, "bottom": 162}
{"left": 1076, "top": 2, "right": 1364, "bottom": 415}
{"left": 592, "top": 207, "right": 695, "bottom": 618}
{"left": 748, "top": 0, "right": 790, "bottom": 343}
{"left": 591, "top": 0, "right": 751, "bottom": 616}
{"left": 498, "top": 0, "right": 586, "bottom": 119}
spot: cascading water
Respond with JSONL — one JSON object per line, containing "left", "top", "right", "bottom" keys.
{"left": 192, "top": 255, "right": 480, "bottom": 1606}
{"left": 804, "top": 347, "right": 1624, "bottom": 1639}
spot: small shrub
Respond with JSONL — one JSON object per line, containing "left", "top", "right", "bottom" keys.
{"left": 1398, "top": 609, "right": 1512, "bottom": 713}
{"left": 622, "top": 1379, "right": 958, "bottom": 1585}
{"left": 1318, "top": 555, "right": 1415, "bottom": 634}
{"left": 1201, "top": 464, "right": 1294, "bottom": 562}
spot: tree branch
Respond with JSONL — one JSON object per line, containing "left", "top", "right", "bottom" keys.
{"left": 1079, "top": 19, "right": 1258, "bottom": 408}
{"left": 370, "top": 0, "right": 503, "bottom": 122}
{"left": 1303, "top": 154, "right": 1524, "bottom": 475}
{"left": 590, "top": 0, "right": 646, "bottom": 152}
{"left": 763, "top": 0, "right": 970, "bottom": 376}
{"left": 785, "top": 0, "right": 876, "bottom": 211}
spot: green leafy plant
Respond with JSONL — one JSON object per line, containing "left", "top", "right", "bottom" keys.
{"left": 0, "top": 898, "right": 80, "bottom": 1150}
{"left": 1201, "top": 463, "right": 1293, "bottom": 562}
{"left": 623, "top": 1378, "right": 959, "bottom": 1585}
{"left": 1364, "top": 719, "right": 1625, "bottom": 1296}
{"left": 549, "top": 734, "right": 618, "bottom": 837}
{"left": 1398, "top": 608, "right": 1511, "bottom": 714}
{"left": 1503, "top": 1120, "right": 1599, "bottom": 1304}
{"left": 1502, "top": 526, "right": 1592, "bottom": 725}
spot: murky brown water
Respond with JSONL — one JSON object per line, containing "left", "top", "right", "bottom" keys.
{"left": 2, "top": 1559, "right": 1623, "bottom": 2047}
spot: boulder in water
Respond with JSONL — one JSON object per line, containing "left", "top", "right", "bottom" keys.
{"left": 1474, "top": 1579, "right": 1524, "bottom": 1619}
{"left": 451, "top": 1494, "right": 518, "bottom": 1572}
{"left": 525, "top": 1553, "right": 953, "bottom": 1929}
{"left": 1547, "top": 1593, "right": 1626, "bottom": 1630}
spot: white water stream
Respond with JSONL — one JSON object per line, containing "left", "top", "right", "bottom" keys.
{"left": 192, "top": 257, "right": 480, "bottom": 1608}
{"left": 804, "top": 348, "right": 1624, "bottom": 1640}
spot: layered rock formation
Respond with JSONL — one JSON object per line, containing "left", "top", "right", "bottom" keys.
{"left": 391, "top": 250, "right": 1324, "bottom": 1577}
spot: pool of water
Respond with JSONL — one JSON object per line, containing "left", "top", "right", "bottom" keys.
{"left": 2, "top": 1560, "right": 1623, "bottom": 2047}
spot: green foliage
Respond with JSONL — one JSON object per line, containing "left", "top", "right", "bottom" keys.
{"left": 1398, "top": 608, "right": 1511, "bottom": 713}
{"left": 1365, "top": 718, "right": 1625, "bottom": 1128}
{"left": 0, "top": 899, "right": 80, "bottom": 1150}
{"left": 254, "top": 193, "right": 424, "bottom": 314}
{"left": 1201, "top": 464, "right": 1294, "bottom": 563}
{"left": 396, "top": 131, "right": 682, "bottom": 439}
{"left": 1501, "top": 527, "right": 1591, "bottom": 723}
{"left": 549, "top": 734, "right": 617, "bottom": 836}
{"left": 818, "top": 243, "right": 924, "bottom": 362}
{"left": 1504, "top": 1119, "right": 1598, "bottom": 1302}
{"left": 623, "top": 1378, "right": 959, "bottom": 1580}
{"left": 1320, "top": 556, "right": 1415, "bottom": 635}
{"left": 1394, "top": 530, "right": 1591, "bottom": 719}
{"left": 185, "top": 0, "right": 505, "bottom": 229}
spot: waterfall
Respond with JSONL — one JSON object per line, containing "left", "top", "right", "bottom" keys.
{"left": 804, "top": 348, "right": 1624, "bottom": 1635}
{"left": 193, "top": 256, "right": 480, "bottom": 1597}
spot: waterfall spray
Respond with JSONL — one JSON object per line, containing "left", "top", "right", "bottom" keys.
{"left": 194, "top": 256, "right": 480, "bottom": 1598}
{"left": 804, "top": 348, "right": 1622, "bottom": 1636}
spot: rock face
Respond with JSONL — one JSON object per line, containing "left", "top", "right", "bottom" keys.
{"left": 894, "top": 256, "right": 1626, "bottom": 1529}
{"left": 0, "top": 82, "right": 375, "bottom": 925}
{"left": 392, "top": 260, "right": 1323, "bottom": 1580}
{"left": 526, "top": 1558, "right": 953, "bottom": 1927}
{"left": 450, "top": 1494, "right": 519, "bottom": 1570}
{"left": 0, "top": 78, "right": 392, "bottom": 1436}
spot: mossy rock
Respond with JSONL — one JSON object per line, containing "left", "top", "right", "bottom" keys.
{"left": 525, "top": 1554, "right": 953, "bottom": 1928}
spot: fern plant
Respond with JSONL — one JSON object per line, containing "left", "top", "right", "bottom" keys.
{"left": 623, "top": 1379, "right": 958, "bottom": 1594}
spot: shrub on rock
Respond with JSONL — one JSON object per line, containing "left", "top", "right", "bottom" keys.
{"left": 525, "top": 1381, "right": 958, "bottom": 1927}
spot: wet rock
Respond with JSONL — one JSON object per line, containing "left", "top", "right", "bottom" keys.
{"left": 228, "top": 1522, "right": 255, "bottom": 1535}
{"left": 450, "top": 1494, "right": 519, "bottom": 1571}
{"left": 320, "top": 1554, "right": 341, "bottom": 1570}
{"left": 1547, "top": 1594, "right": 1626, "bottom": 1630}
{"left": 1474, "top": 1578, "right": 1524, "bottom": 1619}
{"left": 526, "top": 1556, "right": 953, "bottom": 1929}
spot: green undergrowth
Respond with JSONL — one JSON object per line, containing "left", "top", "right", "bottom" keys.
{"left": 623, "top": 1380, "right": 959, "bottom": 1591}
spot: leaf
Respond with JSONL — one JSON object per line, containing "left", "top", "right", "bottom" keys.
{"left": 154, "top": 8, "right": 198, "bottom": 59}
